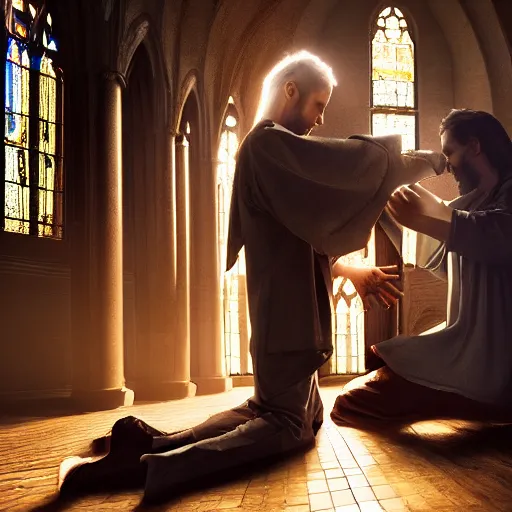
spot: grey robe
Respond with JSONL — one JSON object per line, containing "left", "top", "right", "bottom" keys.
{"left": 141, "top": 122, "right": 442, "bottom": 501}
{"left": 376, "top": 178, "right": 512, "bottom": 406}
{"left": 226, "top": 120, "right": 437, "bottom": 358}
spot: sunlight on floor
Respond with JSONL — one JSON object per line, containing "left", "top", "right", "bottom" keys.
{"left": 1, "top": 386, "right": 508, "bottom": 511}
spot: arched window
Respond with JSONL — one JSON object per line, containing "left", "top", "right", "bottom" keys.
{"left": 217, "top": 98, "right": 239, "bottom": 284}
{"left": 217, "top": 98, "right": 252, "bottom": 377}
{"left": 330, "top": 7, "right": 417, "bottom": 376}
{"left": 371, "top": 6, "right": 416, "bottom": 151}
{"left": 331, "top": 234, "right": 375, "bottom": 375}
{"left": 3, "top": 0, "right": 64, "bottom": 238}
{"left": 371, "top": 6, "right": 417, "bottom": 264}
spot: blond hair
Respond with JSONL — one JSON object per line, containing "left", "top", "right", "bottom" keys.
{"left": 253, "top": 50, "right": 337, "bottom": 126}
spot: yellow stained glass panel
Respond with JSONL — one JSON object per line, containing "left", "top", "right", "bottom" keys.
{"left": 372, "top": 113, "right": 416, "bottom": 151}
{"left": 5, "top": 38, "right": 31, "bottom": 234}
{"left": 37, "top": 54, "right": 61, "bottom": 238}
{"left": 372, "top": 7, "right": 415, "bottom": 108}
{"left": 15, "top": 23, "right": 27, "bottom": 38}
{"left": 371, "top": 7, "right": 416, "bottom": 150}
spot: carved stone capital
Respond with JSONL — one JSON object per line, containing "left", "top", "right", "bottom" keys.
{"left": 175, "top": 133, "right": 187, "bottom": 145}
{"left": 102, "top": 71, "right": 127, "bottom": 89}
{"left": 167, "top": 127, "right": 179, "bottom": 138}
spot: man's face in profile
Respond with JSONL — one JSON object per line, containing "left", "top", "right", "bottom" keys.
{"left": 441, "top": 129, "right": 480, "bottom": 194}
{"left": 285, "top": 84, "right": 332, "bottom": 136}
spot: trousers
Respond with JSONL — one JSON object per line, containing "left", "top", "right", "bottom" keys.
{"left": 143, "top": 350, "right": 327, "bottom": 501}
{"left": 63, "top": 349, "right": 330, "bottom": 503}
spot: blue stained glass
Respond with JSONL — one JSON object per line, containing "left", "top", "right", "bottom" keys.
{"left": 5, "top": 63, "right": 16, "bottom": 136}
{"left": 31, "top": 55, "right": 41, "bottom": 71}
{"left": 6, "top": 39, "right": 21, "bottom": 138}
{"left": 5, "top": 38, "right": 29, "bottom": 144}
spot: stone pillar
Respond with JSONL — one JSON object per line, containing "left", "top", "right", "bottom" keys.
{"left": 173, "top": 134, "right": 196, "bottom": 397}
{"left": 135, "top": 131, "right": 196, "bottom": 400}
{"left": 70, "top": 71, "right": 133, "bottom": 410}
{"left": 190, "top": 156, "right": 232, "bottom": 395}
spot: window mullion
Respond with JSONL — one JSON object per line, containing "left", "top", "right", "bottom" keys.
{"left": 1, "top": 34, "right": 6, "bottom": 233}
{"left": 54, "top": 68, "right": 64, "bottom": 238}
{"left": 28, "top": 55, "right": 40, "bottom": 236}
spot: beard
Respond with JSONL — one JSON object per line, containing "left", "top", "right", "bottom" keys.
{"left": 284, "top": 102, "right": 314, "bottom": 136}
{"left": 285, "top": 113, "right": 311, "bottom": 136}
{"left": 450, "top": 161, "right": 480, "bottom": 195}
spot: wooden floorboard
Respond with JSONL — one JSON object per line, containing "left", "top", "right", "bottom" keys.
{"left": 1, "top": 386, "right": 512, "bottom": 511}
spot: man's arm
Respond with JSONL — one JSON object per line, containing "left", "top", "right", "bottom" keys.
{"left": 386, "top": 183, "right": 453, "bottom": 241}
{"left": 387, "top": 181, "right": 512, "bottom": 266}
{"left": 446, "top": 205, "right": 512, "bottom": 266}
{"left": 246, "top": 125, "right": 444, "bottom": 259}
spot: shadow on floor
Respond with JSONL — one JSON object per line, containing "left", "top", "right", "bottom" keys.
{"left": 0, "top": 398, "right": 168, "bottom": 426}
{"left": 23, "top": 421, "right": 512, "bottom": 511}
{"left": 25, "top": 447, "right": 311, "bottom": 512}
{"left": 345, "top": 419, "right": 512, "bottom": 474}
{"left": 397, "top": 422, "right": 512, "bottom": 457}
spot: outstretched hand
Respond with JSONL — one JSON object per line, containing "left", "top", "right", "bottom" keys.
{"left": 386, "top": 183, "right": 453, "bottom": 234}
{"left": 334, "top": 263, "right": 403, "bottom": 311}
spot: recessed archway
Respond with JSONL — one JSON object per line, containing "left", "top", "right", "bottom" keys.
{"left": 122, "top": 42, "right": 155, "bottom": 391}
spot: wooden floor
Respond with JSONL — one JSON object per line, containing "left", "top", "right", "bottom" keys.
{"left": 2, "top": 385, "right": 512, "bottom": 511}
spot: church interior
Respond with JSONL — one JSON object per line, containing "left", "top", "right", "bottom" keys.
{"left": 2, "top": 0, "right": 512, "bottom": 510}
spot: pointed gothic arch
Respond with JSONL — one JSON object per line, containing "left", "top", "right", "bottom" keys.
{"left": 217, "top": 98, "right": 252, "bottom": 376}
{"left": 370, "top": 5, "right": 417, "bottom": 150}
{"left": 371, "top": 6, "right": 419, "bottom": 265}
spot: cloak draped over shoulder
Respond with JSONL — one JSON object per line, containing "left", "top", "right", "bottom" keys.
{"left": 226, "top": 121, "right": 439, "bottom": 355}
{"left": 227, "top": 121, "right": 437, "bottom": 270}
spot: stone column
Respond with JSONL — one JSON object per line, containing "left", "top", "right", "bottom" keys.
{"left": 70, "top": 71, "right": 133, "bottom": 410}
{"left": 135, "top": 130, "right": 196, "bottom": 400}
{"left": 173, "top": 134, "right": 196, "bottom": 397}
{"left": 190, "top": 156, "right": 232, "bottom": 395}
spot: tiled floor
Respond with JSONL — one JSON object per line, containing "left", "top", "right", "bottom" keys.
{"left": 2, "top": 385, "right": 512, "bottom": 511}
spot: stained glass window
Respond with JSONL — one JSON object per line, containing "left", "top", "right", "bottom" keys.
{"left": 5, "top": 38, "right": 30, "bottom": 234}
{"left": 371, "top": 6, "right": 416, "bottom": 151}
{"left": 3, "top": 1, "right": 64, "bottom": 238}
{"left": 329, "top": 6, "right": 418, "bottom": 376}
{"left": 371, "top": 9, "right": 418, "bottom": 272}
{"left": 217, "top": 99, "right": 252, "bottom": 376}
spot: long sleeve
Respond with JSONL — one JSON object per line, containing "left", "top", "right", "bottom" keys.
{"left": 377, "top": 203, "right": 448, "bottom": 279}
{"left": 244, "top": 123, "right": 432, "bottom": 258}
{"left": 446, "top": 181, "right": 512, "bottom": 265}
{"left": 226, "top": 121, "right": 445, "bottom": 271}
{"left": 247, "top": 128, "right": 386, "bottom": 256}
{"left": 412, "top": 193, "right": 473, "bottom": 279}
